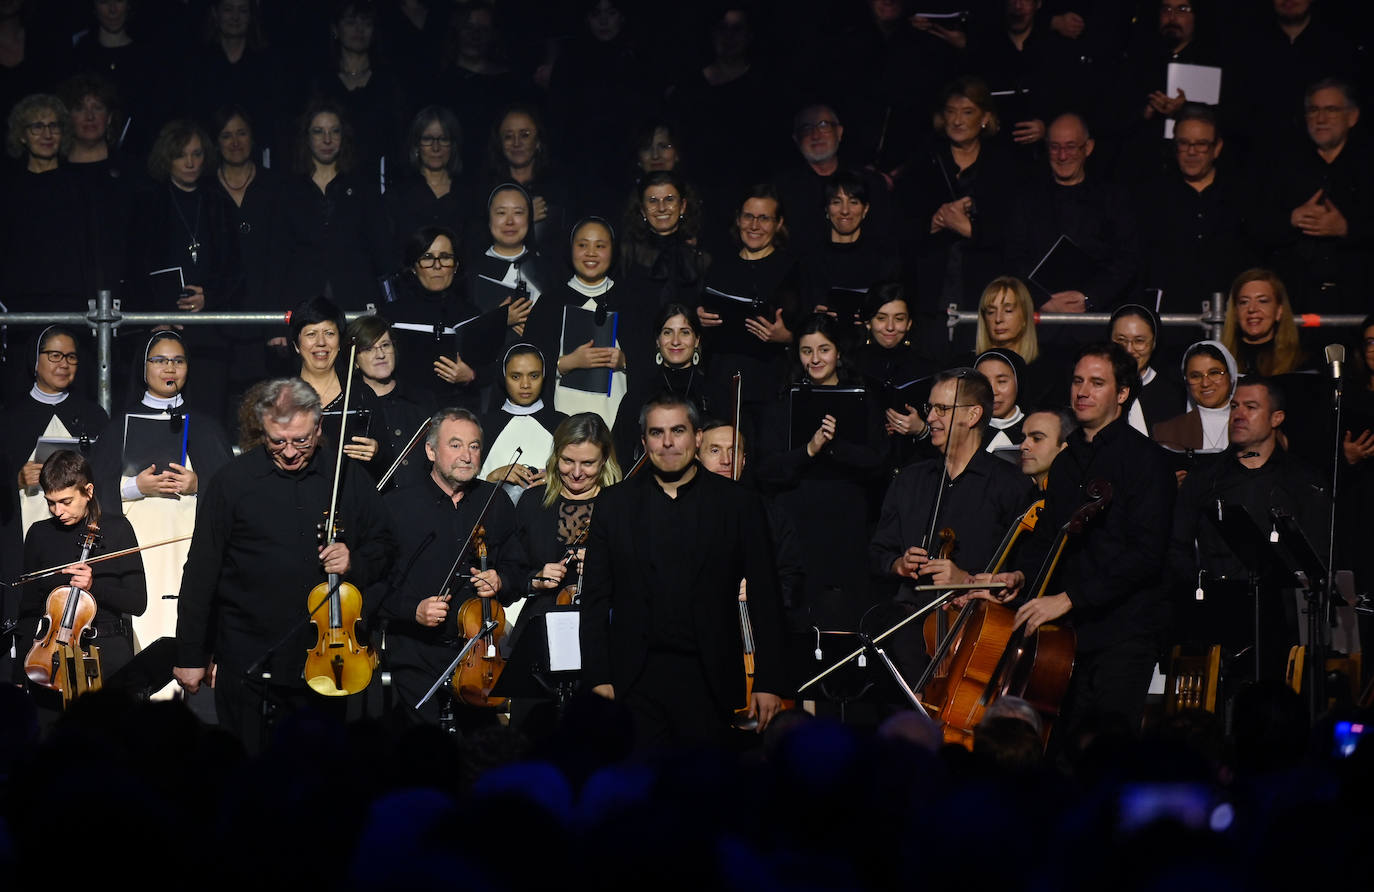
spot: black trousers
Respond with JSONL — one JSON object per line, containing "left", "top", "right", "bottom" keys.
{"left": 214, "top": 670, "right": 347, "bottom": 755}
{"left": 621, "top": 650, "right": 732, "bottom": 750}
{"left": 1054, "top": 636, "right": 1160, "bottom": 749}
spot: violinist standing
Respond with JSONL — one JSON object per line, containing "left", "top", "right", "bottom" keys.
{"left": 581, "top": 392, "right": 785, "bottom": 747}
{"left": 379, "top": 409, "right": 527, "bottom": 727}
{"left": 17, "top": 451, "right": 146, "bottom": 700}
{"left": 173, "top": 379, "right": 396, "bottom": 749}
{"left": 869, "top": 369, "right": 1035, "bottom": 687}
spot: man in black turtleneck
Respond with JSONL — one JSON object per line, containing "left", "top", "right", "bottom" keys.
{"left": 580, "top": 392, "right": 785, "bottom": 747}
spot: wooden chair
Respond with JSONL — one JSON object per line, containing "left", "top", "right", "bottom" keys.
{"left": 1164, "top": 645, "right": 1221, "bottom": 714}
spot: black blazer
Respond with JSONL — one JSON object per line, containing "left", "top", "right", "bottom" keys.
{"left": 580, "top": 468, "right": 786, "bottom": 704}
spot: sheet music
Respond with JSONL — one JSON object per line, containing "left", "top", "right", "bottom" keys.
{"left": 545, "top": 611, "right": 581, "bottom": 672}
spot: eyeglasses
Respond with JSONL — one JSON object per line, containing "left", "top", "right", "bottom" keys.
{"left": 26, "top": 120, "right": 63, "bottom": 135}
{"left": 922, "top": 401, "right": 975, "bottom": 417}
{"left": 1112, "top": 335, "right": 1153, "bottom": 350}
{"left": 738, "top": 212, "right": 776, "bottom": 225}
{"left": 417, "top": 252, "right": 457, "bottom": 268}
{"left": 1048, "top": 141, "right": 1087, "bottom": 156}
{"left": 146, "top": 355, "right": 187, "bottom": 366}
{"left": 360, "top": 340, "right": 394, "bottom": 355}
{"left": 1185, "top": 368, "right": 1229, "bottom": 384}
{"left": 1160, "top": 4, "right": 1193, "bottom": 16}
{"left": 644, "top": 194, "right": 680, "bottom": 208}
{"left": 266, "top": 432, "right": 317, "bottom": 452}
{"left": 1305, "top": 104, "right": 1349, "bottom": 117}
{"left": 795, "top": 120, "right": 838, "bottom": 138}
{"left": 40, "top": 350, "right": 79, "bottom": 364}
{"left": 1175, "top": 138, "right": 1216, "bottom": 153}
{"left": 418, "top": 136, "right": 452, "bottom": 147}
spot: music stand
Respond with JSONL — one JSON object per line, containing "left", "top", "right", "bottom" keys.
{"left": 106, "top": 636, "right": 177, "bottom": 699}
{"left": 1212, "top": 502, "right": 1288, "bottom": 682}
{"left": 490, "top": 606, "right": 581, "bottom": 716}
{"left": 1269, "top": 509, "right": 1332, "bottom": 716}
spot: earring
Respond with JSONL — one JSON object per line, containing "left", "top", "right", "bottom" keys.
{"left": 655, "top": 350, "right": 664, "bottom": 365}
{"left": 692, "top": 348, "right": 701, "bottom": 366}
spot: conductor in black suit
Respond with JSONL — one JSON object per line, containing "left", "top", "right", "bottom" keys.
{"left": 580, "top": 392, "right": 785, "bottom": 747}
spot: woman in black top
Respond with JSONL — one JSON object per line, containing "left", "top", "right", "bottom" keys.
{"left": 310, "top": 1, "right": 407, "bottom": 180}
{"left": 347, "top": 313, "right": 436, "bottom": 493}
{"left": 19, "top": 449, "right": 147, "bottom": 685}
{"left": 479, "top": 105, "right": 567, "bottom": 258}
{"left": 800, "top": 171, "right": 901, "bottom": 323}
{"left": 289, "top": 295, "right": 381, "bottom": 469}
{"left": 386, "top": 105, "right": 470, "bottom": 252}
{"left": 466, "top": 183, "right": 546, "bottom": 344}
{"left": 616, "top": 169, "right": 707, "bottom": 309}
{"left": 851, "top": 283, "right": 942, "bottom": 473}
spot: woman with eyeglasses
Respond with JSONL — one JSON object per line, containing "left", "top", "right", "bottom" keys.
{"left": 616, "top": 170, "right": 707, "bottom": 309}
{"left": 88, "top": 332, "right": 233, "bottom": 684}
{"left": 756, "top": 313, "right": 884, "bottom": 630}
{"left": 1153, "top": 339, "right": 1238, "bottom": 456}
{"left": 479, "top": 105, "right": 566, "bottom": 257}
{"left": 347, "top": 313, "right": 436, "bottom": 492}
{"left": 387, "top": 105, "right": 469, "bottom": 253}
{"left": 698, "top": 184, "right": 802, "bottom": 440}
{"left": 1109, "top": 303, "right": 1185, "bottom": 436}
{"left": 4, "top": 327, "right": 109, "bottom": 552}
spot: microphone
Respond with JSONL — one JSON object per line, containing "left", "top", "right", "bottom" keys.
{"left": 1325, "top": 343, "right": 1345, "bottom": 381}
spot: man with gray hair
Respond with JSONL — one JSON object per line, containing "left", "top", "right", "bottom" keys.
{"left": 174, "top": 378, "right": 396, "bottom": 750}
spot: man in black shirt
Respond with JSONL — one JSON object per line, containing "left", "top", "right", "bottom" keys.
{"left": 379, "top": 408, "right": 527, "bottom": 726}
{"left": 988, "top": 344, "right": 1175, "bottom": 741}
{"left": 581, "top": 393, "right": 785, "bottom": 747}
{"left": 870, "top": 369, "right": 1037, "bottom": 685}
{"left": 173, "top": 379, "right": 396, "bottom": 748}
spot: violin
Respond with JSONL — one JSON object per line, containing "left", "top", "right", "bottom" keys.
{"left": 453, "top": 525, "right": 507, "bottom": 707}
{"left": 25, "top": 526, "right": 104, "bottom": 706}
{"left": 554, "top": 512, "right": 592, "bottom": 607}
{"left": 303, "top": 340, "right": 377, "bottom": 696}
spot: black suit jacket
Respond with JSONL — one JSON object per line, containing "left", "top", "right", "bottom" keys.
{"left": 580, "top": 467, "right": 785, "bottom": 705}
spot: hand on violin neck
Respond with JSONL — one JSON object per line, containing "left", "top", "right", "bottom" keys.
{"left": 319, "top": 541, "right": 352, "bottom": 575}
{"left": 893, "top": 546, "right": 930, "bottom": 579}
{"left": 533, "top": 562, "right": 566, "bottom": 590}
{"left": 62, "top": 561, "right": 93, "bottom": 591}
{"left": 470, "top": 567, "right": 500, "bottom": 597}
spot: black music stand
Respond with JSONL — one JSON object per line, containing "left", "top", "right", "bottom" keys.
{"left": 1269, "top": 509, "right": 1334, "bottom": 716}
{"left": 1211, "top": 503, "right": 1290, "bottom": 682}
{"left": 490, "top": 606, "right": 581, "bottom": 717}
{"left": 106, "top": 636, "right": 177, "bottom": 698}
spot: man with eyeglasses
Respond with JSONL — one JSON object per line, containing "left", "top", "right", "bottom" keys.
{"left": 1166, "top": 376, "right": 1327, "bottom": 687}
{"left": 774, "top": 104, "right": 892, "bottom": 252}
{"left": 870, "top": 368, "right": 1036, "bottom": 685}
{"left": 173, "top": 378, "right": 396, "bottom": 750}
{"left": 1137, "top": 103, "right": 1251, "bottom": 313}
{"left": 1006, "top": 112, "right": 1139, "bottom": 316}
{"left": 1251, "top": 77, "right": 1370, "bottom": 314}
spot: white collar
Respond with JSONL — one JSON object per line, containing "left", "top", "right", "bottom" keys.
{"left": 29, "top": 385, "right": 69, "bottom": 406}
{"left": 1141, "top": 366, "right": 1156, "bottom": 386}
{"left": 501, "top": 398, "right": 544, "bottom": 416}
{"left": 486, "top": 246, "right": 529, "bottom": 263}
{"left": 989, "top": 407, "right": 1024, "bottom": 430}
{"left": 568, "top": 276, "right": 612, "bottom": 297}
{"left": 141, "top": 391, "right": 186, "bottom": 412}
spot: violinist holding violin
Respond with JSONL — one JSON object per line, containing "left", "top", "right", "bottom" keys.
{"left": 173, "top": 379, "right": 396, "bottom": 748}
{"left": 380, "top": 409, "right": 528, "bottom": 727}
{"left": 18, "top": 451, "right": 146, "bottom": 698}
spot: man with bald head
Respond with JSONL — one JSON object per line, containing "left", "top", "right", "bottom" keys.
{"left": 1006, "top": 112, "right": 1140, "bottom": 316}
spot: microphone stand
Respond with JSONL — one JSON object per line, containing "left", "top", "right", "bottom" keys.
{"left": 1316, "top": 346, "right": 1347, "bottom": 716}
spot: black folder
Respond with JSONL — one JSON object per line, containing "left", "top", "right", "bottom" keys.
{"left": 701, "top": 285, "right": 773, "bottom": 356}
{"left": 147, "top": 266, "right": 186, "bottom": 308}
{"left": 788, "top": 385, "right": 869, "bottom": 449}
{"left": 1027, "top": 234, "right": 1102, "bottom": 300}
{"left": 122, "top": 413, "right": 188, "bottom": 476}
{"left": 559, "top": 304, "right": 618, "bottom": 395}
{"left": 883, "top": 374, "right": 934, "bottom": 413}
{"left": 320, "top": 408, "right": 372, "bottom": 449}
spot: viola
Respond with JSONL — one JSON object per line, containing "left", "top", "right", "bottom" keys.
{"left": 303, "top": 340, "right": 377, "bottom": 696}
{"left": 554, "top": 512, "right": 592, "bottom": 607}
{"left": 453, "top": 526, "right": 508, "bottom": 707}
{"left": 25, "top": 526, "right": 104, "bottom": 706}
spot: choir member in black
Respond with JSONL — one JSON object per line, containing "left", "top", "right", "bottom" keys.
{"left": 756, "top": 314, "right": 884, "bottom": 631}
{"left": 799, "top": 170, "right": 900, "bottom": 319}
{"left": 615, "top": 170, "right": 707, "bottom": 310}
{"left": 3, "top": 327, "right": 109, "bottom": 565}
{"left": 512, "top": 412, "right": 621, "bottom": 656}
{"left": 384, "top": 225, "right": 489, "bottom": 412}
{"left": 986, "top": 343, "right": 1176, "bottom": 742}
{"left": 698, "top": 185, "right": 801, "bottom": 439}
{"left": 870, "top": 368, "right": 1036, "bottom": 684}
{"left": 1109, "top": 304, "right": 1184, "bottom": 436}
{"left": 1152, "top": 340, "right": 1237, "bottom": 457}
{"left": 467, "top": 183, "right": 543, "bottom": 345}
{"left": 974, "top": 276, "right": 1062, "bottom": 410}
{"left": 1220, "top": 269, "right": 1310, "bottom": 378}
{"left": 479, "top": 344, "right": 567, "bottom": 504}
{"left": 18, "top": 449, "right": 146, "bottom": 689}
{"left": 581, "top": 392, "right": 785, "bottom": 746}
{"left": 128, "top": 118, "right": 240, "bottom": 416}
{"left": 525, "top": 217, "right": 652, "bottom": 427}
{"left": 904, "top": 77, "right": 1020, "bottom": 314}
{"left": 310, "top": 2, "right": 407, "bottom": 181}
{"left": 1168, "top": 377, "right": 1328, "bottom": 685}
{"left": 289, "top": 296, "right": 381, "bottom": 468}
{"left": 347, "top": 314, "right": 436, "bottom": 493}
{"left": 70, "top": 0, "right": 162, "bottom": 156}
{"left": 88, "top": 332, "right": 233, "bottom": 655}
{"left": 212, "top": 107, "right": 282, "bottom": 311}
{"left": 1338, "top": 316, "right": 1374, "bottom": 599}
{"left": 173, "top": 379, "right": 397, "bottom": 747}
{"left": 378, "top": 408, "right": 527, "bottom": 727}
{"left": 57, "top": 74, "right": 132, "bottom": 299}
{"left": 276, "top": 102, "right": 392, "bottom": 310}
{"left": 182, "top": 0, "right": 283, "bottom": 161}
{"left": 852, "top": 283, "right": 942, "bottom": 474}
{"left": 0, "top": 94, "right": 95, "bottom": 312}
{"left": 613, "top": 302, "right": 717, "bottom": 468}
{"left": 386, "top": 106, "right": 470, "bottom": 254}
{"left": 975, "top": 348, "right": 1029, "bottom": 454}
{"left": 480, "top": 105, "right": 566, "bottom": 258}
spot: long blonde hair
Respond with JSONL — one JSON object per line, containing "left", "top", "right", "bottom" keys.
{"left": 542, "top": 413, "right": 622, "bottom": 508}
{"left": 975, "top": 276, "right": 1039, "bottom": 363}
{"left": 1222, "top": 268, "right": 1303, "bottom": 375}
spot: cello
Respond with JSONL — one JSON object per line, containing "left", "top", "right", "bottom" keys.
{"left": 929, "top": 481, "right": 1112, "bottom": 746}
{"left": 453, "top": 525, "right": 508, "bottom": 707}
{"left": 304, "top": 342, "right": 378, "bottom": 696}
{"left": 25, "top": 525, "right": 104, "bottom": 706}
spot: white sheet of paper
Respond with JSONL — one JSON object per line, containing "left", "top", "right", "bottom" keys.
{"left": 1164, "top": 63, "right": 1222, "bottom": 138}
{"left": 545, "top": 611, "right": 581, "bottom": 672}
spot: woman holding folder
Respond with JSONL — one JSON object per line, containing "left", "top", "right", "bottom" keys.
{"left": 88, "top": 332, "right": 233, "bottom": 681}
